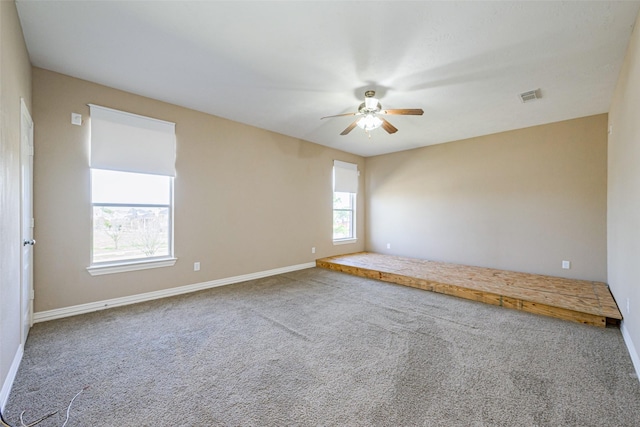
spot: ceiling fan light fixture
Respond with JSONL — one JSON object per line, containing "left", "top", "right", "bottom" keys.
{"left": 323, "top": 90, "right": 421, "bottom": 136}
{"left": 357, "top": 113, "right": 383, "bottom": 131}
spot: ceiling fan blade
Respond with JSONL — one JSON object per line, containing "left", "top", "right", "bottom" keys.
{"left": 340, "top": 119, "right": 360, "bottom": 135}
{"left": 380, "top": 118, "right": 398, "bottom": 134}
{"left": 321, "top": 112, "right": 357, "bottom": 120}
{"left": 380, "top": 109, "right": 424, "bottom": 116}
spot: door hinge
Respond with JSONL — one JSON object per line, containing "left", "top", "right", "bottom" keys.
{"left": 30, "top": 289, "right": 35, "bottom": 300}
{"left": 29, "top": 146, "right": 34, "bottom": 156}
{"left": 30, "top": 218, "right": 35, "bottom": 228}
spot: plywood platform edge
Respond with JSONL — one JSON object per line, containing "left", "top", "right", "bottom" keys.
{"left": 316, "top": 253, "right": 621, "bottom": 328}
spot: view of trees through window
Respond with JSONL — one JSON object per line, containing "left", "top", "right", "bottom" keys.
{"left": 333, "top": 192, "right": 354, "bottom": 240}
{"left": 91, "top": 169, "right": 172, "bottom": 264}
{"left": 93, "top": 206, "right": 170, "bottom": 263}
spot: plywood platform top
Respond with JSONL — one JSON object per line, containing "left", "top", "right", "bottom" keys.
{"left": 317, "top": 252, "right": 622, "bottom": 327}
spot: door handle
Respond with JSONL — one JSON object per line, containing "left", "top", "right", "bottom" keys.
{"left": 23, "top": 239, "right": 36, "bottom": 246}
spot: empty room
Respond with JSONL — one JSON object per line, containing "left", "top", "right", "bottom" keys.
{"left": 2, "top": 1, "right": 640, "bottom": 425}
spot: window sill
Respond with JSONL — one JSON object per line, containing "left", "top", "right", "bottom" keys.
{"left": 333, "top": 238, "right": 357, "bottom": 246}
{"left": 87, "top": 257, "right": 177, "bottom": 276}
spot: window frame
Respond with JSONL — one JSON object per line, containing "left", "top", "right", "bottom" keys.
{"left": 333, "top": 191, "right": 357, "bottom": 244}
{"left": 87, "top": 169, "right": 176, "bottom": 276}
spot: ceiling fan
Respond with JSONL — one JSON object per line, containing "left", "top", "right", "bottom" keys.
{"left": 321, "top": 90, "right": 424, "bottom": 135}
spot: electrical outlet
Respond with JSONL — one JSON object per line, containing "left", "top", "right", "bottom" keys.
{"left": 562, "top": 260, "right": 570, "bottom": 269}
{"left": 194, "top": 262, "right": 200, "bottom": 271}
{"left": 311, "top": 247, "right": 316, "bottom": 254}
{"left": 387, "top": 243, "right": 391, "bottom": 249}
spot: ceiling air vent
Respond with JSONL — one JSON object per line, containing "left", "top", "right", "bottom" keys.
{"left": 519, "top": 89, "right": 540, "bottom": 103}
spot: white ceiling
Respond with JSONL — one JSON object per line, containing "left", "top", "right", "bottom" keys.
{"left": 16, "top": 1, "right": 640, "bottom": 157}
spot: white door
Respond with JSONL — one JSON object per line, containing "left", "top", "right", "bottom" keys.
{"left": 20, "top": 98, "right": 34, "bottom": 345}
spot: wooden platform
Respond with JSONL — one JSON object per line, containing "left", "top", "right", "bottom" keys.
{"left": 316, "top": 252, "right": 622, "bottom": 328}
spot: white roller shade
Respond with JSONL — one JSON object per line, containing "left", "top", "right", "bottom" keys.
{"left": 89, "top": 104, "right": 176, "bottom": 176}
{"left": 333, "top": 160, "right": 358, "bottom": 193}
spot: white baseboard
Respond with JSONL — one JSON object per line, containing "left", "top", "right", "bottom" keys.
{"left": 621, "top": 321, "right": 640, "bottom": 382}
{"left": 0, "top": 344, "right": 24, "bottom": 411}
{"left": 33, "top": 262, "right": 315, "bottom": 323}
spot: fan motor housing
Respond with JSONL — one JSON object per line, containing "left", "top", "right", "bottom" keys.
{"left": 358, "top": 102, "right": 382, "bottom": 114}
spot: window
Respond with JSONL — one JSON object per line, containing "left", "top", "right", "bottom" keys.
{"left": 87, "top": 105, "right": 176, "bottom": 274}
{"left": 333, "top": 192, "right": 355, "bottom": 240}
{"left": 91, "top": 169, "right": 172, "bottom": 264}
{"left": 333, "top": 160, "right": 358, "bottom": 243}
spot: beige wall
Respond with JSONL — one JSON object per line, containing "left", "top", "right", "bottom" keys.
{"left": 365, "top": 115, "right": 608, "bottom": 282}
{"left": 32, "top": 68, "right": 364, "bottom": 312}
{"left": 0, "top": 0, "right": 32, "bottom": 406}
{"left": 608, "top": 10, "right": 640, "bottom": 372}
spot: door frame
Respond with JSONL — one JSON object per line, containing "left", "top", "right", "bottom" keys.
{"left": 20, "top": 98, "right": 34, "bottom": 346}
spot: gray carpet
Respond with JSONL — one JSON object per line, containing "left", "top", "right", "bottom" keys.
{"left": 4, "top": 267, "right": 640, "bottom": 426}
